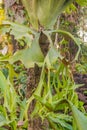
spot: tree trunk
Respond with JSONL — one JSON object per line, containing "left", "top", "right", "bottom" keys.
{"left": 26, "top": 33, "right": 49, "bottom": 130}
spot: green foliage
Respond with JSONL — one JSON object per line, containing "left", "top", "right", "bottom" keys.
{"left": 0, "top": 71, "right": 17, "bottom": 128}
{"left": 0, "top": 21, "right": 34, "bottom": 46}
{"left": 65, "top": 3, "right": 76, "bottom": 14}
{"left": 21, "top": 0, "right": 74, "bottom": 29}
{"left": 21, "top": 0, "right": 87, "bottom": 29}
{"left": 69, "top": 101, "right": 87, "bottom": 130}
{"left": 0, "top": 70, "right": 28, "bottom": 129}
{"left": 76, "top": 44, "right": 87, "bottom": 74}
{"left": 44, "top": 30, "right": 81, "bottom": 61}
{"left": 9, "top": 33, "right": 44, "bottom": 68}
{"left": 0, "top": 0, "right": 87, "bottom": 129}
{"left": 30, "top": 54, "right": 86, "bottom": 129}
{"left": 76, "top": 0, "right": 87, "bottom": 6}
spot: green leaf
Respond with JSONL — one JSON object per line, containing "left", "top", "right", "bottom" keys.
{"left": 37, "top": 0, "right": 74, "bottom": 28}
{"left": 0, "top": 71, "right": 17, "bottom": 115}
{"left": 0, "top": 106, "right": 8, "bottom": 119}
{"left": 0, "top": 128, "right": 8, "bottom": 130}
{"left": 69, "top": 102, "right": 87, "bottom": 130}
{"left": 76, "top": 0, "right": 87, "bottom": 6}
{"left": 19, "top": 99, "right": 27, "bottom": 120}
{"left": 9, "top": 34, "right": 44, "bottom": 68}
{"left": 45, "top": 46, "right": 61, "bottom": 69}
{"left": 0, "top": 55, "right": 10, "bottom": 62}
{"left": 21, "top": 0, "right": 74, "bottom": 29}
{"left": 0, "top": 71, "right": 7, "bottom": 92}
{"left": 31, "top": 102, "right": 42, "bottom": 118}
{"left": 48, "top": 113, "right": 72, "bottom": 130}
{"left": 0, "top": 114, "right": 10, "bottom": 127}
{"left": 21, "top": 0, "right": 38, "bottom": 30}
{"left": 1, "top": 21, "right": 35, "bottom": 46}
{"left": 45, "top": 29, "right": 81, "bottom": 61}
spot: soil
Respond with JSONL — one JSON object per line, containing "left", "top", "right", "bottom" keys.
{"left": 74, "top": 73, "right": 87, "bottom": 112}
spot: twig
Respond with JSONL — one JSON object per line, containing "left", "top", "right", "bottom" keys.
{"left": 54, "top": 16, "right": 60, "bottom": 48}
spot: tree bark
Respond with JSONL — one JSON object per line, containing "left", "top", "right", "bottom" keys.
{"left": 26, "top": 33, "right": 49, "bottom": 130}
